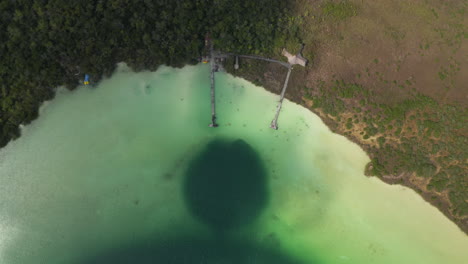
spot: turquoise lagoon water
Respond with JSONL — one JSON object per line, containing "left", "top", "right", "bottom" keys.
{"left": 0, "top": 64, "right": 467, "bottom": 263}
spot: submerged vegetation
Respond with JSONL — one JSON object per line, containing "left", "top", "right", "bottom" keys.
{"left": 0, "top": 0, "right": 289, "bottom": 147}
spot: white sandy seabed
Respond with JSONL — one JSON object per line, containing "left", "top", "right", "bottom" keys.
{"left": 0, "top": 64, "right": 467, "bottom": 263}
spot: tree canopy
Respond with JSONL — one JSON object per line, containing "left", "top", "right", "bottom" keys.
{"left": 0, "top": 0, "right": 288, "bottom": 147}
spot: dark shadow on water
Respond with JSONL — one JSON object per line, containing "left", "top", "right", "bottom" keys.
{"left": 81, "top": 236, "right": 309, "bottom": 264}
{"left": 78, "top": 139, "right": 320, "bottom": 264}
{"left": 184, "top": 139, "right": 268, "bottom": 231}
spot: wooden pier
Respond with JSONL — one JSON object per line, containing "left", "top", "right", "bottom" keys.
{"left": 225, "top": 53, "right": 290, "bottom": 68}
{"left": 205, "top": 39, "right": 307, "bottom": 130}
{"left": 208, "top": 38, "right": 218, "bottom": 127}
{"left": 270, "top": 65, "right": 292, "bottom": 130}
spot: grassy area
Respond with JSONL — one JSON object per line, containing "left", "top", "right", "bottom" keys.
{"left": 304, "top": 77, "right": 467, "bottom": 226}
{"left": 308, "top": 80, "right": 466, "bottom": 186}
{"left": 322, "top": 0, "right": 357, "bottom": 20}
{"left": 232, "top": 0, "right": 468, "bottom": 233}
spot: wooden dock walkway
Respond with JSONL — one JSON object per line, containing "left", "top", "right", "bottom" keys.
{"left": 224, "top": 53, "right": 290, "bottom": 68}
{"left": 270, "top": 65, "right": 292, "bottom": 130}
{"left": 205, "top": 41, "right": 306, "bottom": 129}
{"left": 209, "top": 40, "right": 218, "bottom": 127}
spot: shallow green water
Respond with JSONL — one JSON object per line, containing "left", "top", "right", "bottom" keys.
{"left": 0, "top": 64, "right": 467, "bottom": 263}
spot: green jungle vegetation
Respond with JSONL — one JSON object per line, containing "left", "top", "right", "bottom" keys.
{"left": 0, "top": 0, "right": 290, "bottom": 147}
{"left": 0, "top": 0, "right": 466, "bottom": 234}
